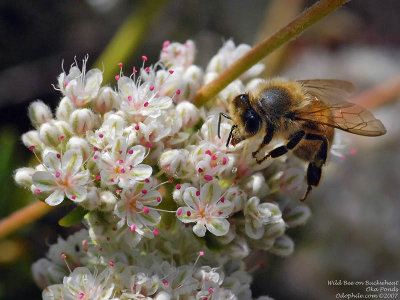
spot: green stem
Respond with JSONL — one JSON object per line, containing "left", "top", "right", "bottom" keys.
{"left": 193, "top": 0, "right": 351, "bottom": 107}
{"left": 94, "top": 0, "right": 167, "bottom": 84}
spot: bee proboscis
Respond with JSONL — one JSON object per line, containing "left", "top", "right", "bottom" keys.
{"left": 218, "top": 79, "right": 387, "bottom": 201}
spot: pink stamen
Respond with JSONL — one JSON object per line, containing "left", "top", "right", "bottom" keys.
{"left": 82, "top": 240, "right": 88, "bottom": 246}
{"left": 196, "top": 191, "right": 200, "bottom": 196}
{"left": 163, "top": 280, "right": 168, "bottom": 287}
{"left": 145, "top": 178, "right": 150, "bottom": 183}
{"left": 218, "top": 211, "right": 222, "bottom": 215}
{"left": 204, "top": 175, "right": 213, "bottom": 181}
{"left": 157, "top": 196, "right": 162, "bottom": 203}
{"left": 168, "top": 178, "right": 173, "bottom": 183}
{"left": 142, "top": 55, "right": 148, "bottom": 61}
{"left": 145, "top": 67, "right": 150, "bottom": 72}
{"left": 93, "top": 147, "right": 99, "bottom": 151}
{"left": 64, "top": 81, "right": 69, "bottom": 87}
{"left": 121, "top": 169, "right": 125, "bottom": 173}
{"left": 57, "top": 153, "right": 61, "bottom": 159}
{"left": 119, "top": 159, "right": 124, "bottom": 164}
{"left": 95, "top": 174, "right": 100, "bottom": 181}
{"left": 128, "top": 149, "right": 134, "bottom": 154}
{"left": 99, "top": 133, "right": 104, "bottom": 138}
{"left": 130, "top": 224, "right": 136, "bottom": 232}
{"left": 117, "top": 62, "right": 123, "bottom": 67}
{"left": 61, "top": 253, "right": 66, "bottom": 259}
{"left": 142, "top": 189, "right": 147, "bottom": 194}
{"left": 187, "top": 211, "right": 191, "bottom": 217}
{"left": 110, "top": 178, "right": 114, "bottom": 182}
{"left": 176, "top": 184, "right": 181, "bottom": 190}
{"left": 143, "top": 207, "right": 150, "bottom": 214}
{"left": 128, "top": 96, "right": 132, "bottom": 101}
{"left": 205, "top": 150, "right": 212, "bottom": 156}
{"left": 169, "top": 70, "right": 174, "bottom": 74}
{"left": 116, "top": 189, "right": 121, "bottom": 195}
{"left": 153, "top": 228, "right": 159, "bottom": 235}
{"left": 222, "top": 157, "right": 227, "bottom": 165}
{"left": 146, "top": 142, "right": 153, "bottom": 148}
{"left": 220, "top": 197, "right": 225, "bottom": 203}
{"left": 78, "top": 293, "right": 85, "bottom": 299}
{"left": 34, "top": 189, "right": 40, "bottom": 194}
{"left": 149, "top": 86, "right": 154, "bottom": 91}
{"left": 350, "top": 149, "right": 357, "bottom": 156}
{"left": 132, "top": 67, "right": 137, "bottom": 74}
{"left": 109, "top": 261, "right": 114, "bottom": 267}
{"left": 177, "top": 208, "right": 183, "bottom": 216}
{"left": 55, "top": 172, "right": 61, "bottom": 178}
{"left": 118, "top": 150, "right": 122, "bottom": 154}
{"left": 143, "top": 102, "right": 149, "bottom": 107}
{"left": 198, "top": 168, "right": 203, "bottom": 173}
{"left": 212, "top": 154, "right": 218, "bottom": 160}
{"left": 59, "top": 136, "right": 65, "bottom": 140}
{"left": 134, "top": 125, "right": 140, "bottom": 130}
{"left": 115, "top": 75, "right": 120, "bottom": 81}
{"left": 29, "top": 146, "right": 35, "bottom": 151}
{"left": 93, "top": 155, "right": 98, "bottom": 159}
{"left": 71, "top": 196, "right": 76, "bottom": 200}
{"left": 176, "top": 89, "right": 181, "bottom": 95}
{"left": 233, "top": 180, "right": 237, "bottom": 184}
{"left": 199, "top": 251, "right": 204, "bottom": 256}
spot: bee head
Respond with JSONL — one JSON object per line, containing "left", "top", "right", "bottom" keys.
{"left": 232, "top": 94, "right": 262, "bottom": 137}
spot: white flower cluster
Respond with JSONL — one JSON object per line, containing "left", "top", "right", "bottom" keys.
{"left": 15, "top": 40, "right": 312, "bottom": 299}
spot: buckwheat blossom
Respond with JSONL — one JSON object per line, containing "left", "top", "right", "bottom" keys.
{"left": 176, "top": 181, "right": 233, "bottom": 237}
{"left": 13, "top": 39, "right": 326, "bottom": 300}
{"left": 98, "top": 136, "right": 152, "bottom": 188}
{"left": 32, "top": 149, "right": 90, "bottom": 205}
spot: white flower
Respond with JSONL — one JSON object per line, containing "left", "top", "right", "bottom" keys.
{"left": 58, "top": 57, "right": 103, "bottom": 107}
{"left": 118, "top": 76, "right": 172, "bottom": 121}
{"left": 98, "top": 136, "right": 152, "bottom": 188}
{"left": 115, "top": 180, "right": 162, "bottom": 230}
{"left": 160, "top": 40, "right": 196, "bottom": 68}
{"left": 244, "top": 197, "right": 283, "bottom": 239}
{"left": 32, "top": 149, "right": 90, "bottom": 205}
{"left": 176, "top": 181, "right": 233, "bottom": 237}
{"left": 60, "top": 267, "right": 114, "bottom": 300}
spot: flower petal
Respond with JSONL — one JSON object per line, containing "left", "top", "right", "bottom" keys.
{"left": 112, "top": 136, "right": 127, "bottom": 161}
{"left": 32, "top": 171, "right": 56, "bottom": 191}
{"left": 206, "top": 218, "right": 230, "bottom": 236}
{"left": 45, "top": 190, "right": 65, "bottom": 206}
{"left": 62, "top": 149, "right": 83, "bottom": 175}
{"left": 125, "top": 145, "right": 146, "bottom": 166}
{"left": 193, "top": 223, "right": 206, "bottom": 237}
{"left": 130, "top": 164, "right": 152, "bottom": 180}
{"left": 200, "top": 181, "right": 221, "bottom": 205}
{"left": 43, "top": 152, "right": 61, "bottom": 172}
{"left": 66, "top": 186, "right": 87, "bottom": 203}
{"left": 183, "top": 187, "right": 200, "bottom": 208}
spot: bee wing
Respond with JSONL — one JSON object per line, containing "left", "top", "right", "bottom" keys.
{"left": 295, "top": 103, "right": 387, "bottom": 136}
{"left": 298, "top": 79, "right": 355, "bottom": 104}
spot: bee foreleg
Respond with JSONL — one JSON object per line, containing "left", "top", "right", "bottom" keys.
{"left": 255, "top": 130, "right": 305, "bottom": 163}
{"left": 301, "top": 133, "right": 328, "bottom": 201}
{"left": 252, "top": 127, "right": 275, "bottom": 161}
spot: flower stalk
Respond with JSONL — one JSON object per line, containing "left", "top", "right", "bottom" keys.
{"left": 193, "top": 0, "right": 351, "bottom": 107}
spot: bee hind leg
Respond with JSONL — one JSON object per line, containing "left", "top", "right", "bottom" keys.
{"left": 300, "top": 133, "right": 328, "bottom": 201}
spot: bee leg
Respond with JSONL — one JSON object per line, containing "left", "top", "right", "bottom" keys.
{"left": 252, "top": 127, "right": 275, "bottom": 161}
{"left": 300, "top": 133, "right": 328, "bottom": 201}
{"left": 255, "top": 130, "right": 305, "bottom": 163}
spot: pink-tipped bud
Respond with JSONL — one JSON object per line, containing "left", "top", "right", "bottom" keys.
{"left": 92, "top": 87, "right": 117, "bottom": 114}
{"left": 28, "top": 100, "right": 53, "bottom": 128}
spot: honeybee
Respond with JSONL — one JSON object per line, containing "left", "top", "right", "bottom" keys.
{"left": 218, "top": 79, "right": 387, "bottom": 201}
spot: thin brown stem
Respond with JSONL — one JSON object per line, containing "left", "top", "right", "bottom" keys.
{"left": 349, "top": 75, "right": 400, "bottom": 109}
{"left": 193, "top": 0, "right": 351, "bottom": 107}
{"left": 0, "top": 201, "right": 54, "bottom": 239}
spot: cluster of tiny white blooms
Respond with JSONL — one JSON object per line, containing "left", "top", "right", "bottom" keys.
{"left": 16, "top": 40, "right": 315, "bottom": 299}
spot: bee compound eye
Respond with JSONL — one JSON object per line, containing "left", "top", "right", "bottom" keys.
{"left": 239, "top": 94, "right": 248, "bottom": 102}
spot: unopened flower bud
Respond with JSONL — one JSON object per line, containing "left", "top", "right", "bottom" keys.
{"left": 285, "top": 205, "right": 311, "bottom": 227}
{"left": 80, "top": 187, "right": 101, "bottom": 210}
{"left": 56, "top": 96, "right": 76, "bottom": 121}
{"left": 70, "top": 108, "right": 96, "bottom": 135}
{"left": 269, "top": 235, "right": 294, "bottom": 256}
{"left": 172, "top": 183, "right": 191, "bottom": 206}
{"left": 28, "top": 100, "right": 53, "bottom": 128}
{"left": 98, "top": 191, "right": 117, "bottom": 211}
{"left": 14, "top": 167, "right": 35, "bottom": 188}
{"left": 22, "top": 130, "right": 43, "bottom": 151}
{"left": 227, "top": 237, "right": 250, "bottom": 259}
{"left": 67, "top": 137, "right": 91, "bottom": 161}
{"left": 264, "top": 219, "right": 286, "bottom": 239}
{"left": 159, "top": 149, "right": 190, "bottom": 177}
{"left": 92, "top": 87, "right": 118, "bottom": 114}
{"left": 53, "top": 120, "right": 73, "bottom": 140}
{"left": 176, "top": 101, "right": 200, "bottom": 128}
{"left": 243, "top": 172, "right": 269, "bottom": 198}
{"left": 39, "top": 123, "right": 61, "bottom": 148}
{"left": 154, "top": 291, "right": 171, "bottom": 300}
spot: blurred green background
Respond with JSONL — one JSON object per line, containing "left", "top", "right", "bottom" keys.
{"left": 0, "top": 0, "right": 399, "bottom": 299}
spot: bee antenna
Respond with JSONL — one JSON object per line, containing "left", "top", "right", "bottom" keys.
{"left": 218, "top": 112, "right": 232, "bottom": 139}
